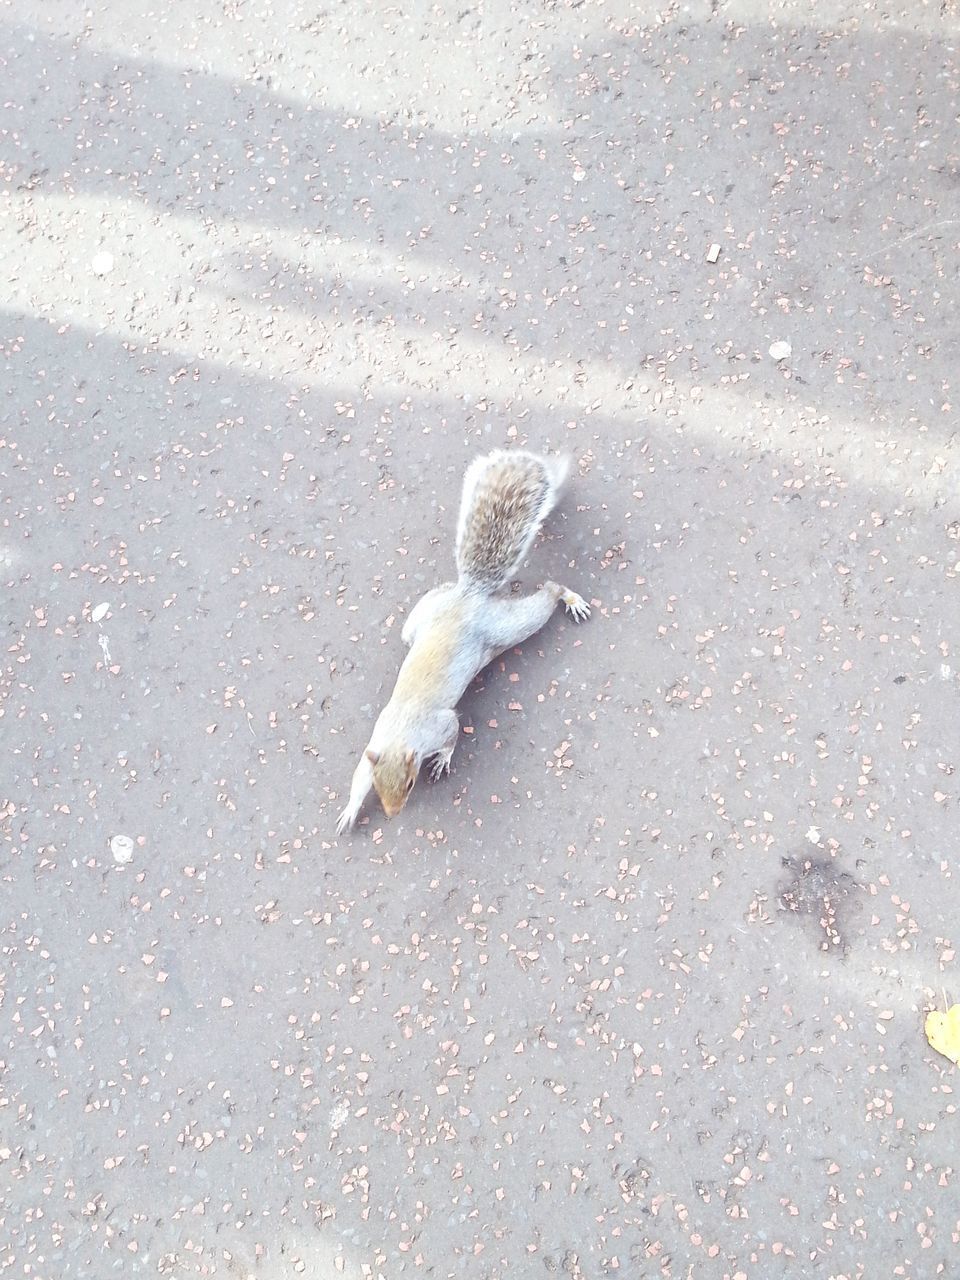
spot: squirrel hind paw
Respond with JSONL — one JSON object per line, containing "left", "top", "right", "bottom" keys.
{"left": 561, "top": 589, "right": 591, "bottom": 623}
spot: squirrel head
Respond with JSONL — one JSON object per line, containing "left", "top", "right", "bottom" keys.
{"left": 367, "top": 745, "right": 418, "bottom": 818}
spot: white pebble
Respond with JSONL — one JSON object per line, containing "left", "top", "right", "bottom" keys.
{"left": 805, "top": 825, "right": 821, "bottom": 844}
{"left": 329, "top": 1098, "right": 350, "bottom": 1130}
{"left": 91, "top": 602, "right": 111, "bottom": 622}
{"left": 91, "top": 251, "right": 115, "bottom": 276}
{"left": 111, "top": 834, "right": 135, "bottom": 864}
{"left": 769, "top": 340, "right": 792, "bottom": 361}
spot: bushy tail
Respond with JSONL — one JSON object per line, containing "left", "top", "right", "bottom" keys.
{"left": 455, "top": 450, "right": 570, "bottom": 592}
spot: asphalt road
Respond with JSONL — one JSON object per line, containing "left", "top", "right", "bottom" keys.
{"left": 3, "top": 2, "right": 959, "bottom": 1277}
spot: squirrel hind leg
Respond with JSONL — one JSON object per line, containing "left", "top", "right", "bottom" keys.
{"left": 402, "top": 583, "right": 454, "bottom": 647}
{"left": 478, "top": 581, "right": 588, "bottom": 657}
{"left": 555, "top": 584, "right": 591, "bottom": 622}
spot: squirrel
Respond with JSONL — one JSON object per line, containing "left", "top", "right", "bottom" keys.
{"left": 336, "top": 449, "right": 591, "bottom": 833}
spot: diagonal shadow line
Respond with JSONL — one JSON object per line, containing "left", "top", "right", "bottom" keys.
{"left": 2, "top": 17, "right": 959, "bottom": 441}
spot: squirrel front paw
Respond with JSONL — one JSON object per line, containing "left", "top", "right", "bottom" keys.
{"left": 336, "top": 805, "right": 358, "bottom": 835}
{"left": 429, "top": 751, "right": 453, "bottom": 781}
{"left": 560, "top": 587, "right": 591, "bottom": 623}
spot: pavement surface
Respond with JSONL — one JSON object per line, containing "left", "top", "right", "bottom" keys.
{"left": 2, "top": 1, "right": 959, "bottom": 1277}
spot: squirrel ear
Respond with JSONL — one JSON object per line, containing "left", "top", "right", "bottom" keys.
{"left": 365, "top": 748, "right": 380, "bottom": 766}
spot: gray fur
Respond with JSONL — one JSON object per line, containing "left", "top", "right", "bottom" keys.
{"left": 455, "top": 450, "right": 569, "bottom": 591}
{"left": 337, "top": 448, "right": 587, "bottom": 833}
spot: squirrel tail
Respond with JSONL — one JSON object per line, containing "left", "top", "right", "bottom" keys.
{"left": 455, "top": 450, "right": 570, "bottom": 592}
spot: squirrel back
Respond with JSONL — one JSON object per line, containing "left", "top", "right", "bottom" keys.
{"left": 455, "top": 449, "right": 570, "bottom": 593}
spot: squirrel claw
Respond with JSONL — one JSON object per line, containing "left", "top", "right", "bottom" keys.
{"left": 336, "top": 807, "right": 357, "bottom": 835}
{"left": 429, "top": 753, "right": 453, "bottom": 781}
{"left": 562, "top": 590, "right": 591, "bottom": 623}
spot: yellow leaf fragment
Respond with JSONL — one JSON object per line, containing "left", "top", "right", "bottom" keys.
{"left": 925, "top": 1004, "right": 960, "bottom": 1065}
